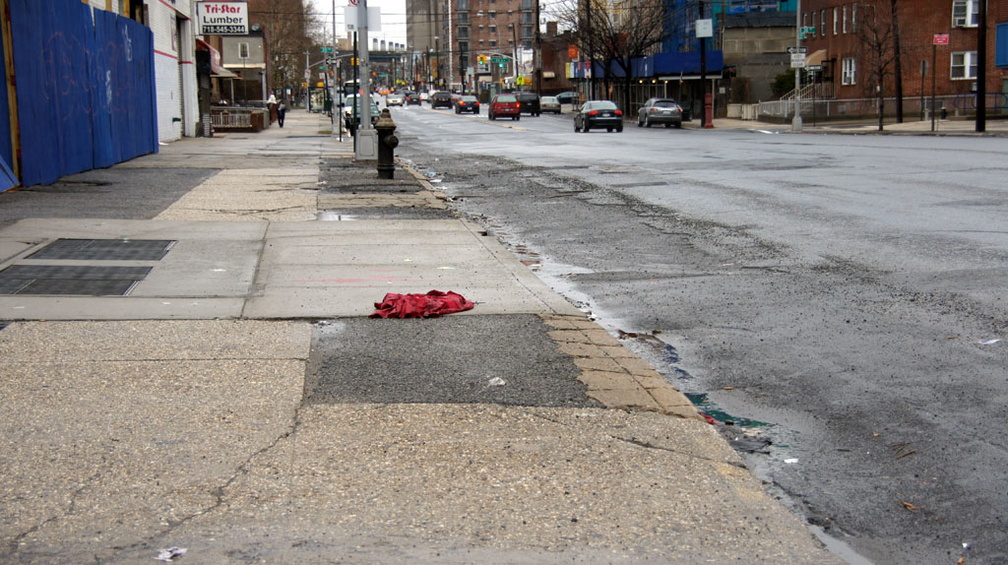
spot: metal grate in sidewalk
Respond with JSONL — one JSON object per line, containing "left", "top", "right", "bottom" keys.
{"left": 0, "top": 265, "right": 153, "bottom": 296}
{"left": 27, "top": 238, "right": 175, "bottom": 261}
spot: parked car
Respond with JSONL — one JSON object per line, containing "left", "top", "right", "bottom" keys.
{"left": 540, "top": 95, "right": 561, "bottom": 114}
{"left": 637, "top": 98, "right": 683, "bottom": 128}
{"left": 488, "top": 94, "right": 520, "bottom": 120}
{"left": 454, "top": 94, "right": 480, "bottom": 114}
{"left": 574, "top": 100, "right": 623, "bottom": 133}
{"left": 386, "top": 92, "right": 404, "bottom": 106}
{"left": 343, "top": 95, "right": 381, "bottom": 133}
{"left": 406, "top": 91, "right": 422, "bottom": 105}
{"left": 431, "top": 91, "right": 453, "bottom": 109}
{"left": 516, "top": 92, "right": 541, "bottom": 116}
{"left": 555, "top": 91, "right": 579, "bottom": 105}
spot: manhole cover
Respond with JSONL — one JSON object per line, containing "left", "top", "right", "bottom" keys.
{"left": 0, "top": 265, "right": 153, "bottom": 296}
{"left": 28, "top": 238, "right": 175, "bottom": 261}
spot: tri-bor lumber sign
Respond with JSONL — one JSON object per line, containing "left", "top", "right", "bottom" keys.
{"left": 196, "top": 2, "right": 249, "bottom": 36}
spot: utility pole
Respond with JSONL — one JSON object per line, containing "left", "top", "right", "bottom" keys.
{"left": 356, "top": 0, "right": 378, "bottom": 160}
{"left": 332, "top": 0, "right": 339, "bottom": 138}
{"left": 976, "top": 0, "right": 987, "bottom": 132}
{"left": 792, "top": 0, "right": 803, "bottom": 132}
{"left": 534, "top": 0, "right": 541, "bottom": 95}
{"left": 585, "top": 0, "right": 593, "bottom": 99}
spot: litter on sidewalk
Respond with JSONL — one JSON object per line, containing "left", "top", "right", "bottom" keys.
{"left": 370, "top": 290, "right": 475, "bottom": 318}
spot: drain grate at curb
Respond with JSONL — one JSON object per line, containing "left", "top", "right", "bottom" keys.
{"left": 0, "top": 265, "right": 153, "bottom": 296}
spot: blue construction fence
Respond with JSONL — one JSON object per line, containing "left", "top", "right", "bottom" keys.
{"left": 569, "top": 51, "right": 724, "bottom": 80}
{"left": 0, "top": 0, "right": 158, "bottom": 190}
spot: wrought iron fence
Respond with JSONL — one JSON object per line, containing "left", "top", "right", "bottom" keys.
{"left": 753, "top": 93, "right": 1008, "bottom": 122}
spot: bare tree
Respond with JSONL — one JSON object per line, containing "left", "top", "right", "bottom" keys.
{"left": 890, "top": 0, "right": 904, "bottom": 123}
{"left": 856, "top": 1, "right": 896, "bottom": 131}
{"left": 249, "top": 0, "right": 317, "bottom": 101}
{"left": 548, "top": 0, "right": 667, "bottom": 109}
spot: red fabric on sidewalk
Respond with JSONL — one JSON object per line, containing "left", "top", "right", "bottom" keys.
{"left": 370, "top": 290, "right": 475, "bottom": 318}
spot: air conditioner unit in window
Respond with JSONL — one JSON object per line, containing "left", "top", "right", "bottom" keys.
{"left": 953, "top": 16, "right": 967, "bottom": 27}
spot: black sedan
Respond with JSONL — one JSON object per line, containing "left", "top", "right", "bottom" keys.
{"left": 574, "top": 100, "right": 624, "bottom": 133}
{"left": 454, "top": 95, "right": 480, "bottom": 114}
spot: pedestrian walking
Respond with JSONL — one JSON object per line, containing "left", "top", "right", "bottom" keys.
{"left": 277, "top": 100, "right": 287, "bottom": 127}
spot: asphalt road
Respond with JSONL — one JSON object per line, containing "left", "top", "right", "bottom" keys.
{"left": 392, "top": 101, "right": 1008, "bottom": 565}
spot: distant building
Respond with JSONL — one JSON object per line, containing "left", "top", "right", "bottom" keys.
{"left": 801, "top": 1, "right": 1008, "bottom": 116}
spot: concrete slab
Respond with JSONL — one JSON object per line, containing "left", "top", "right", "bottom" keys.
{"left": 0, "top": 218, "right": 579, "bottom": 320}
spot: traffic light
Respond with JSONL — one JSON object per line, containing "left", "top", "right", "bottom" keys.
{"left": 478, "top": 55, "right": 487, "bottom": 65}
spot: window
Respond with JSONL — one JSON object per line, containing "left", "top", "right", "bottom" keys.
{"left": 852, "top": 3, "right": 857, "bottom": 28}
{"left": 833, "top": 8, "right": 838, "bottom": 35}
{"left": 489, "top": 24, "right": 496, "bottom": 33}
{"left": 458, "top": 41, "right": 469, "bottom": 54}
{"left": 458, "top": 26, "right": 469, "bottom": 38}
{"left": 842, "top": 5, "right": 848, "bottom": 33}
{"left": 489, "top": 39, "right": 497, "bottom": 47}
{"left": 238, "top": 42, "right": 250, "bottom": 59}
{"left": 521, "top": 25, "right": 533, "bottom": 39}
{"left": 820, "top": 10, "right": 826, "bottom": 36}
{"left": 952, "top": 0, "right": 979, "bottom": 27}
{"left": 841, "top": 57, "right": 856, "bottom": 85}
{"left": 489, "top": 9, "right": 496, "bottom": 18}
{"left": 458, "top": 0, "right": 468, "bottom": 8}
{"left": 458, "top": 12, "right": 469, "bottom": 24}
{"left": 803, "top": 12, "right": 808, "bottom": 27}
{"left": 951, "top": 51, "right": 978, "bottom": 79}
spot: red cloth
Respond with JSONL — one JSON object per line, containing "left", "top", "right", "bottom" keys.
{"left": 370, "top": 290, "right": 475, "bottom": 318}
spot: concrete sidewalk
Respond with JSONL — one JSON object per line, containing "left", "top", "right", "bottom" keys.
{"left": 698, "top": 114, "right": 1008, "bottom": 135}
{"left": 0, "top": 110, "right": 842, "bottom": 563}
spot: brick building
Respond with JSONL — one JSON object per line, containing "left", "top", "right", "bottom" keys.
{"left": 801, "top": 0, "right": 1008, "bottom": 116}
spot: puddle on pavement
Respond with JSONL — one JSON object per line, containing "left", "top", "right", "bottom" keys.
{"left": 685, "top": 392, "right": 771, "bottom": 428}
{"left": 317, "top": 211, "right": 360, "bottom": 221}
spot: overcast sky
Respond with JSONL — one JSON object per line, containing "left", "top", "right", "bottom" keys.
{"left": 306, "top": 0, "right": 408, "bottom": 48}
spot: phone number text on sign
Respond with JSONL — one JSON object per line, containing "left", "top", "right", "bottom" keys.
{"left": 202, "top": 25, "right": 247, "bottom": 34}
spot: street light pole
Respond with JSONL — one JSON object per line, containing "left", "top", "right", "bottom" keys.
{"left": 792, "top": 0, "right": 803, "bottom": 132}
{"left": 976, "top": 0, "right": 987, "bottom": 132}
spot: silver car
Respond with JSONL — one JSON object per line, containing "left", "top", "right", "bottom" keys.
{"left": 637, "top": 98, "right": 683, "bottom": 128}
{"left": 540, "top": 96, "right": 561, "bottom": 114}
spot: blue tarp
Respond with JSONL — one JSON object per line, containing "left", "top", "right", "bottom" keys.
{"left": 997, "top": 23, "right": 1008, "bottom": 69}
{"left": 568, "top": 51, "right": 725, "bottom": 80}
{"left": 10, "top": 0, "right": 158, "bottom": 187}
{"left": 0, "top": 19, "right": 15, "bottom": 192}
{"left": 654, "top": 51, "right": 724, "bottom": 75}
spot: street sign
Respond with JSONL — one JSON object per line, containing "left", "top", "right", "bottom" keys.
{"left": 491, "top": 58, "right": 507, "bottom": 63}
{"left": 320, "top": 47, "right": 334, "bottom": 53}
{"left": 807, "top": 64, "right": 822, "bottom": 72}
{"left": 801, "top": 27, "right": 816, "bottom": 35}
{"left": 696, "top": 19, "right": 713, "bottom": 38}
{"left": 790, "top": 53, "right": 807, "bottom": 68}
{"left": 787, "top": 46, "right": 808, "bottom": 55}
{"left": 933, "top": 33, "right": 950, "bottom": 45}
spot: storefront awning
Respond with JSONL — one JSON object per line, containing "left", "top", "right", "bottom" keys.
{"left": 806, "top": 49, "right": 828, "bottom": 67}
{"left": 196, "top": 39, "right": 238, "bottom": 78}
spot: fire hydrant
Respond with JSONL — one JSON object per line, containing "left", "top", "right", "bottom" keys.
{"left": 375, "top": 108, "right": 398, "bottom": 179}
